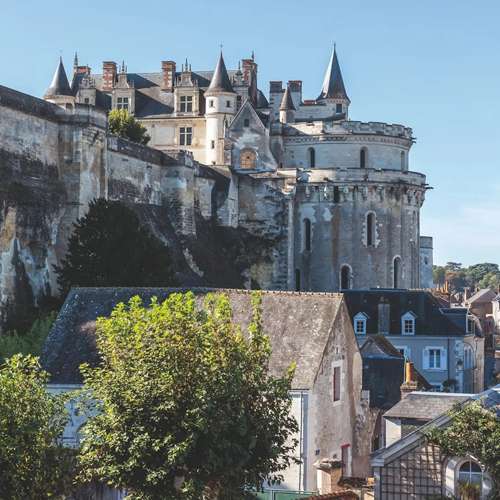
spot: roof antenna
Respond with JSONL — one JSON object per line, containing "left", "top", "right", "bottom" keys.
{"left": 333, "top": 20, "right": 337, "bottom": 48}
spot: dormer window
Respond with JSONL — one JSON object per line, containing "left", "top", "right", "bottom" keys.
{"left": 401, "top": 311, "right": 417, "bottom": 335}
{"left": 354, "top": 312, "right": 369, "bottom": 334}
{"left": 117, "top": 97, "right": 129, "bottom": 110}
{"left": 180, "top": 96, "right": 193, "bottom": 112}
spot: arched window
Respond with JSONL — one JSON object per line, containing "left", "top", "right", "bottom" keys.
{"left": 393, "top": 257, "right": 401, "bottom": 289}
{"left": 458, "top": 461, "right": 482, "bottom": 493}
{"left": 241, "top": 150, "right": 256, "bottom": 170}
{"left": 401, "top": 151, "right": 405, "bottom": 171}
{"left": 366, "top": 213, "right": 375, "bottom": 246}
{"left": 295, "top": 269, "right": 301, "bottom": 291}
{"left": 360, "top": 148, "right": 366, "bottom": 168}
{"left": 308, "top": 147, "right": 316, "bottom": 168}
{"left": 340, "top": 266, "right": 351, "bottom": 290}
{"left": 304, "top": 218, "right": 311, "bottom": 251}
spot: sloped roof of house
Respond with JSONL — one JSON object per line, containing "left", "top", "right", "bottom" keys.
{"left": 383, "top": 392, "right": 471, "bottom": 420}
{"left": 40, "top": 288, "right": 345, "bottom": 389}
{"left": 466, "top": 288, "right": 497, "bottom": 305}
{"left": 343, "top": 290, "right": 467, "bottom": 337}
{"left": 360, "top": 333, "right": 403, "bottom": 358}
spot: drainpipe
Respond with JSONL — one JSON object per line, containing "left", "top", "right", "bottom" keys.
{"left": 298, "top": 391, "right": 306, "bottom": 491}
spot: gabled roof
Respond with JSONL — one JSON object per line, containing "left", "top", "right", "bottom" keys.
{"left": 383, "top": 392, "right": 471, "bottom": 420}
{"left": 206, "top": 52, "right": 233, "bottom": 93}
{"left": 279, "top": 84, "right": 296, "bottom": 111}
{"left": 343, "top": 290, "right": 469, "bottom": 337}
{"left": 40, "top": 288, "right": 344, "bottom": 389}
{"left": 360, "top": 334, "right": 403, "bottom": 358}
{"left": 316, "top": 44, "right": 349, "bottom": 102}
{"left": 466, "top": 288, "right": 497, "bottom": 305}
{"left": 44, "top": 57, "right": 72, "bottom": 99}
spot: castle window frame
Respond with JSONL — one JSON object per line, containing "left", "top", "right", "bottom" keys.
{"left": 340, "top": 265, "right": 352, "bottom": 290}
{"left": 334, "top": 186, "right": 340, "bottom": 204}
{"left": 237, "top": 95, "right": 242, "bottom": 110}
{"left": 210, "top": 140, "right": 215, "bottom": 149}
{"left": 303, "top": 218, "right": 311, "bottom": 252}
{"left": 401, "top": 311, "right": 417, "bottom": 335}
{"left": 295, "top": 269, "right": 301, "bottom": 291}
{"left": 241, "top": 149, "right": 256, "bottom": 170}
{"left": 336, "top": 103, "right": 343, "bottom": 113}
{"left": 332, "top": 361, "right": 342, "bottom": 404}
{"left": 308, "top": 147, "right": 316, "bottom": 168}
{"left": 209, "top": 99, "right": 214, "bottom": 108}
{"left": 117, "top": 97, "right": 129, "bottom": 111}
{"left": 226, "top": 100, "right": 231, "bottom": 108}
{"left": 179, "top": 126, "right": 193, "bottom": 146}
{"left": 244, "top": 118, "right": 250, "bottom": 127}
{"left": 180, "top": 95, "right": 193, "bottom": 112}
{"left": 360, "top": 148, "right": 367, "bottom": 168}
{"left": 393, "top": 256, "right": 402, "bottom": 288}
{"left": 366, "top": 212, "right": 376, "bottom": 247}
{"left": 354, "top": 312, "right": 369, "bottom": 334}
{"left": 401, "top": 151, "right": 406, "bottom": 171}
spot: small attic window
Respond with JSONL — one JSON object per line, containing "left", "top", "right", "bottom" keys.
{"left": 244, "top": 119, "right": 250, "bottom": 127}
{"left": 354, "top": 312, "right": 369, "bottom": 334}
{"left": 402, "top": 311, "right": 417, "bottom": 335}
{"left": 336, "top": 103, "right": 342, "bottom": 113}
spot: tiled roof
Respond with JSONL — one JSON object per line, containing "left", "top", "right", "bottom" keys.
{"left": 44, "top": 58, "right": 72, "bottom": 98}
{"left": 383, "top": 392, "right": 471, "bottom": 420}
{"left": 40, "top": 288, "right": 343, "bottom": 388}
{"left": 316, "top": 45, "right": 349, "bottom": 102}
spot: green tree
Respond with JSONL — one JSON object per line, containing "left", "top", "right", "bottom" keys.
{"left": 445, "top": 262, "right": 463, "bottom": 272}
{"left": 478, "top": 271, "right": 500, "bottom": 291}
{"left": 54, "top": 199, "right": 178, "bottom": 292}
{"left": 0, "top": 354, "right": 77, "bottom": 499}
{"left": 0, "top": 312, "right": 57, "bottom": 362}
{"left": 78, "top": 292, "right": 299, "bottom": 500}
{"left": 109, "top": 109, "right": 151, "bottom": 145}
{"left": 433, "top": 265, "right": 445, "bottom": 285}
{"left": 423, "top": 399, "right": 500, "bottom": 498}
{"left": 465, "top": 263, "right": 500, "bottom": 288}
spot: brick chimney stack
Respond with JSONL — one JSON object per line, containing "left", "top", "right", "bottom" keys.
{"left": 102, "top": 62, "right": 117, "bottom": 92}
{"left": 400, "top": 361, "right": 422, "bottom": 399}
{"left": 161, "top": 61, "right": 176, "bottom": 91}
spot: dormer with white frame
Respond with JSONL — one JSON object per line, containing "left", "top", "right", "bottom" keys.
{"left": 401, "top": 311, "right": 417, "bottom": 335}
{"left": 354, "top": 312, "right": 369, "bottom": 334}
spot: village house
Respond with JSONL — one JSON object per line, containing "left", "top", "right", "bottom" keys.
{"left": 343, "top": 290, "right": 485, "bottom": 393}
{"left": 40, "top": 287, "right": 379, "bottom": 497}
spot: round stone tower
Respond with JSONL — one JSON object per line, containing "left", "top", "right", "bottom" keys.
{"left": 204, "top": 52, "right": 237, "bottom": 165}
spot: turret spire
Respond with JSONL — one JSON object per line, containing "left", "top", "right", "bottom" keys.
{"left": 279, "top": 83, "right": 295, "bottom": 111}
{"left": 44, "top": 57, "right": 72, "bottom": 99}
{"left": 207, "top": 52, "right": 233, "bottom": 93}
{"left": 316, "top": 44, "right": 349, "bottom": 102}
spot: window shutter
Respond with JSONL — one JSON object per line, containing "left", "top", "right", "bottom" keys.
{"left": 404, "top": 348, "right": 411, "bottom": 360}
{"left": 441, "top": 349, "right": 447, "bottom": 371}
{"left": 423, "top": 349, "right": 430, "bottom": 370}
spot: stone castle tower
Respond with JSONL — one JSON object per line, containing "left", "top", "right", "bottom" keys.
{"left": 0, "top": 42, "right": 433, "bottom": 325}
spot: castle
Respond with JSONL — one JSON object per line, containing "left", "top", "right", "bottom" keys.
{"left": 0, "top": 44, "right": 433, "bottom": 326}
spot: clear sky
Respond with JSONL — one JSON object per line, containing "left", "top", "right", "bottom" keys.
{"left": 1, "top": 0, "right": 499, "bottom": 267}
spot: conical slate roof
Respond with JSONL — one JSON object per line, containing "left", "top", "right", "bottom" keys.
{"left": 279, "top": 84, "right": 296, "bottom": 111}
{"left": 316, "top": 44, "right": 349, "bottom": 102}
{"left": 207, "top": 52, "right": 233, "bottom": 93}
{"left": 44, "top": 57, "right": 72, "bottom": 99}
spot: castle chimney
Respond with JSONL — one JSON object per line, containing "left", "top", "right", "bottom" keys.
{"left": 378, "top": 298, "right": 390, "bottom": 334}
{"left": 102, "top": 61, "right": 117, "bottom": 92}
{"left": 162, "top": 61, "right": 176, "bottom": 91}
{"left": 400, "top": 361, "right": 422, "bottom": 399}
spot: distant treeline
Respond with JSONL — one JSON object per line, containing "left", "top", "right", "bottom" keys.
{"left": 433, "top": 262, "right": 500, "bottom": 293}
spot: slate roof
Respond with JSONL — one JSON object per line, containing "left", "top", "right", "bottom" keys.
{"left": 343, "top": 290, "right": 469, "bottom": 337}
{"left": 279, "top": 84, "right": 296, "bottom": 111}
{"left": 360, "top": 334, "right": 403, "bottom": 358}
{"left": 40, "top": 288, "right": 344, "bottom": 388}
{"left": 383, "top": 392, "right": 471, "bottom": 420}
{"left": 466, "top": 288, "right": 497, "bottom": 305}
{"left": 206, "top": 52, "right": 233, "bottom": 93}
{"left": 44, "top": 58, "right": 72, "bottom": 98}
{"left": 316, "top": 44, "right": 349, "bottom": 102}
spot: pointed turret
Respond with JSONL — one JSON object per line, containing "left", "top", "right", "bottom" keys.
{"left": 207, "top": 52, "right": 233, "bottom": 93}
{"left": 316, "top": 44, "right": 349, "bottom": 103}
{"left": 44, "top": 57, "right": 72, "bottom": 100}
{"left": 279, "top": 84, "right": 296, "bottom": 124}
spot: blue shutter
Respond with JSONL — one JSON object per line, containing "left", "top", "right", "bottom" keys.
{"left": 423, "top": 349, "right": 430, "bottom": 370}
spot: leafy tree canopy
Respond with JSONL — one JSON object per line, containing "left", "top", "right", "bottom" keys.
{"left": 423, "top": 399, "right": 500, "bottom": 498}
{"left": 0, "top": 354, "right": 77, "bottom": 499}
{"left": 0, "top": 312, "right": 57, "bottom": 363}
{"left": 55, "top": 199, "right": 178, "bottom": 292}
{"left": 465, "top": 263, "right": 500, "bottom": 289}
{"left": 109, "top": 109, "right": 151, "bottom": 145}
{"left": 78, "top": 292, "right": 299, "bottom": 500}
{"left": 445, "top": 262, "right": 463, "bottom": 272}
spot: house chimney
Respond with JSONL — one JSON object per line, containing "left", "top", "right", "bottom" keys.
{"left": 102, "top": 61, "right": 117, "bottom": 92}
{"left": 401, "top": 361, "right": 422, "bottom": 399}
{"left": 378, "top": 298, "right": 390, "bottom": 334}
{"left": 161, "top": 61, "right": 176, "bottom": 91}
{"left": 464, "top": 287, "right": 472, "bottom": 301}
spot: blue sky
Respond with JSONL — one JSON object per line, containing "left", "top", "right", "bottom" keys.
{"left": 2, "top": 0, "right": 499, "bottom": 267}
